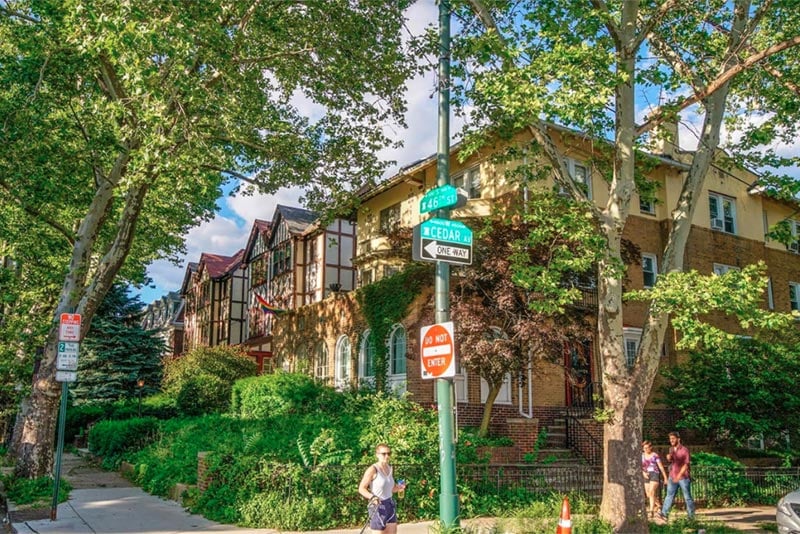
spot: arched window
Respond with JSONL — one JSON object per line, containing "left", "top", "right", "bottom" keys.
{"left": 388, "top": 324, "right": 407, "bottom": 394}
{"left": 335, "top": 335, "right": 352, "bottom": 390}
{"left": 358, "top": 330, "right": 376, "bottom": 386}
{"left": 315, "top": 341, "right": 329, "bottom": 385}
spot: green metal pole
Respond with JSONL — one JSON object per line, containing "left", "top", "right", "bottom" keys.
{"left": 51, "top": 380, "right": 68, "bottom": 520}
{"left": 435, "top": 0, "right": 458, "bottom": 528}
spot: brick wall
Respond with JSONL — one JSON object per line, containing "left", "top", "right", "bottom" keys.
{"left": 197, "top": 451, "right": 211, "bottom": 492}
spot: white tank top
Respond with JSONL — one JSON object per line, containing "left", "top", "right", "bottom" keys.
{"left": 370, "top": 464, "right": 394, "bottom": 500}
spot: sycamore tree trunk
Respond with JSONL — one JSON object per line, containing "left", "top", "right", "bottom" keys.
{"left": 11, "top": 158, "right": 147, "bottom": 478}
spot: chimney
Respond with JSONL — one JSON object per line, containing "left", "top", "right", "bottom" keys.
{"left": 648, "top": 118, "right": 678, "bottom": 158}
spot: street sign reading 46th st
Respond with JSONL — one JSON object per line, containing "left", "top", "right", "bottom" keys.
{"left": 412, "top": 218, "right": 473, "bottom": 265}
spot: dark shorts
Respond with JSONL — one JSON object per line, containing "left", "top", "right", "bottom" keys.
{"left": 648, "top": 472, "right": 661, "bottom": 482}
{"left": 369, "top": 498, "right": 397, "bottom": 530}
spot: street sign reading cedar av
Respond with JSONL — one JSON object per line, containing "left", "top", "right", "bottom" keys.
{"left": 59, "top": 313, "right": 82, "bottom": 342}
{"left": 412, "top": 218, "right": 473, "bottom": 265}
{"left": 420, "top": 321, "right": 456, "bottom": 379}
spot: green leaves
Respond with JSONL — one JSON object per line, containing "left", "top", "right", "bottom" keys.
{"left": 626, "top": 262, "right": 795, "bottom": 350}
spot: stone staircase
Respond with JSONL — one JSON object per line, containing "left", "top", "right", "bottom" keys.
{"left": 531, "top": 416, "right": 584, "bottom": 465}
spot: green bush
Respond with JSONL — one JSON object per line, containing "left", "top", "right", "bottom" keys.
{"left": 230, "top": 372, "right": 338, "bottom": 419}
{"left": 162, "top": 345, "right": 257, "bottom": 416}
{"left": 88, "top": 417, "right": 160, "bottom": 467}
{"left": 175, "top": 373, "right": 229, "bottom": 415}
{"left": 693, "top": 452, "right": 755, "bottom": 506}
{"left": 65, "top": 396, "right": 178, "bottom": 439}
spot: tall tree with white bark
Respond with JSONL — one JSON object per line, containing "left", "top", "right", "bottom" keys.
{"left": 445, "top": 0, "right": 800, "bottom": 530}
{"left": 0, "top": 0, "right": 413, "bottom": 478}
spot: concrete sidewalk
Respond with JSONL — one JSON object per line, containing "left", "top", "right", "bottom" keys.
{"left": 10, "top": 486, "right": 438, "bottom": 534}
{"left": 6, "top": 453, "right": 778, "bottom": 533}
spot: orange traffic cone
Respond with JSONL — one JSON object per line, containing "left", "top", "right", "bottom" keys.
{"left": 556, "top": 496, "right": 572, "bottom": 533}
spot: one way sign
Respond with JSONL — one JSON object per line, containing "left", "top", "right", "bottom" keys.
{"left": 412, "top": 218, "right": 473, "bottom": 265}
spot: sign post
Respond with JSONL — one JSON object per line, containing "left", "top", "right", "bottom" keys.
{"left": 52, "top": 313, "right": 81, "bottom": 520}
{"left": 430, "top": 1, "right": 459, "bottom": 527}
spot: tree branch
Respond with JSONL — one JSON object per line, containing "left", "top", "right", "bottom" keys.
{"left": 634, "top": 0, "right": 682, "bottom": 50}
{"left": 465, "top": 0, "right": 510, "bottom": 49}
{"left": 589, "top": 0, "right": 622, "bottom": 50}
{"left": 637, "top": 34, "right": 800, "bottom": 137}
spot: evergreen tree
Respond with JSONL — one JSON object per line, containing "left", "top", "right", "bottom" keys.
{"left": 71, "top": 284, "right": 164, "bottom": 404}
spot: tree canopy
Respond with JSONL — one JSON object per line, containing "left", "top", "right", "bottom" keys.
{"left": 0, "top": 0, "right": 413, "bottom": 477}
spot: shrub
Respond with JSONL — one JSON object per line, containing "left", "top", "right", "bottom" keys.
{"left": 162, "top": 346, "right": 257, "bottom": 415}
{"left": 88, "top": 417, "right": 160, "bottom": 467}
{"left": 2, "top": 475, "right": 71, "bottom": 505}
{"left": 230, "top": 372, "right": 339, "bottom": 419}
{"left": 175, "top": 373, "right": 228, "bottom": 415}
{"left": 693, "top": 452, "right": 755, "bottom": 506}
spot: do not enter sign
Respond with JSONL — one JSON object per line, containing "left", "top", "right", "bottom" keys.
{"left": 420, "top": 321, "right": 456, "bottom": 379}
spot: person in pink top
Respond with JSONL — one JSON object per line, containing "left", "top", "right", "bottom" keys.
{"left": 642, "top": 440, "right": 668, "bottom": 518}
{"left": 658, "top": 431, "right": 696, "bottom": 522}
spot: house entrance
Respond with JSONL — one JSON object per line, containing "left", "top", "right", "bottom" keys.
{"left": 565, "top": 340, "right": 594, "bottom": 408}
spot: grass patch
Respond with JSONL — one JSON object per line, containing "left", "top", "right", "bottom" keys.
{"left": 2, "top": 475, "right": 71, "bottom": 507}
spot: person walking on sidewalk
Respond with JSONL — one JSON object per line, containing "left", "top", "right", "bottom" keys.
{"left": 642, "top": 440, "right": 668, "bottom": 519}
{"left": 358, "top": 444, "right": 407, "bottom": 534}
{"left": 659, "top": 431, "right": 695, "bottom": 522}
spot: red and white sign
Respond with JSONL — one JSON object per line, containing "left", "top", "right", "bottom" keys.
{"left": 59, "top": 313, "right": 82, "bottom": 342}
{"left": 420, "top": 321, "right": 456, "bottom": 379}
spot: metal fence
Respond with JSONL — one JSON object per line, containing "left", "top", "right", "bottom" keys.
{"left": 394, "top": 464, "right": 800, "bottom": 506}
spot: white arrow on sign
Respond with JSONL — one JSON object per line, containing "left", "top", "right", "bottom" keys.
{"left": 424, "top": 240, "right": 439, "bottom": 258}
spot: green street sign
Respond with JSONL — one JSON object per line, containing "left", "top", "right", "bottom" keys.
{"left": 412, "top": 218, "right": 473, "bottom": 265}
{"left": 420, "top": 185, "right": 459, "bottom": 214}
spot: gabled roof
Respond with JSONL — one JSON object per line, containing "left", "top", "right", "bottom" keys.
{"left": 270, "top": 205, "right": 318, "bottom": 245}
{"left": 279, "top": 205, "right": 318, "bottom": 233}
{"left": 179, "top": 262, "right": 199, "bottom": 296}
{"left": 243, "top": 219, "right": 272, "bottom": 263}
{"left": 198, "top": 249, "right": 244, "bottom": 279}
{"left": 357, "top": 122, "right": 693, "bottom": 203}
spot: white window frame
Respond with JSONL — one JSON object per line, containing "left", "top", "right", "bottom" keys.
{"left": 434, "top": 360, "right": 468, "bottom": 403}
{"left": 789, "top": 220, "right": 800, "bottom": 254}
{"left": 479, "top": 327, "right": 512, "bottom": 404}
{"left": 639, "top": 197, "right": 656, "bottom": 215}
{"left": 480, "top": 375, "right": 512, "bottom": 405}
{"left": 709, "top": 192, "right": 737, "bottom": 234}
{"left": 790, "top": 282, "right": 800, "bottom": 311}
{"left": 315, "top": 341, "right": 329, "bottom": 384}
{"left": 452, "top": 166, "right": 481, "bottom": 199}
{"left": 567, "top": 159, "right": 592, "bottom": 200}
{"left": 713, "top": 263, "right": 739, "bottom": 276}
{"left": 334, "top": 335, "right": 352, "bottom": 391}
{"left": 642, "top": 253, "right": 658, "bottom": 289}
{"left": 623, "top": 327, "right": 642, "bottom": 369}
{"left": 358, "top": 329, "right": 376, "bottom": 387}
{"left": 387, "top": 324, "right": 407, "bottom": 394}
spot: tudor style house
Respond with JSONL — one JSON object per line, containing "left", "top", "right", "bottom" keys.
{"left": 180, "top": 250, "right": 247, "bottom": 352}
{"left": 179, "top": 205, "right": 357, "bottom": 374}
{"left": 266, "top": 124, "right": 800, "bottom": 454}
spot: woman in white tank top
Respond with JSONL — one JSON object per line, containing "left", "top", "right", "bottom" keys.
{"left": 358, "top": 444, "right": 407, "bottom": 533}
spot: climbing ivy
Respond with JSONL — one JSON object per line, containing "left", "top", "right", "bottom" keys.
{"left": 356, "top": 263, "right": 431, "bottom": 391}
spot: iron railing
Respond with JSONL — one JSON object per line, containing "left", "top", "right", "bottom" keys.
{"left": 565, "top": 414, "right": 603, "bottom": 466}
